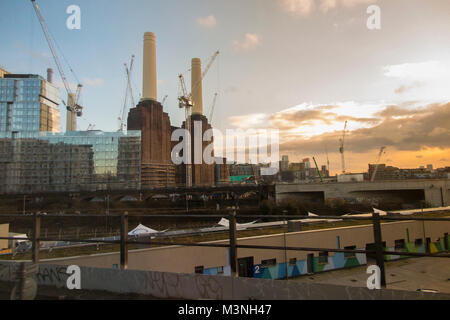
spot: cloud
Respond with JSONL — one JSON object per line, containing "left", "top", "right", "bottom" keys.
{"left": 232, "top": 33, "right": 261, "bottom": 52}
{"left": 394, "top": 82, "right": 423, "bottom": 95}
{"left": 279, "top": 0, "right": 315, "bottom": 16}
{"left": 228, "top": 101, "right": 450, "bottom": 157}
{"left": 14, "top": 42, "right": 52, "bottom": 65}
{"left": 383, "top": 60, "right": 450, "bottom": 100}
{"left": 83, "top": 77, "right": 104, "bottom": 86}
{"left": 279, "top": 0, "right": 375, "bottom": 16}
{"left": 197, "top": 15, "right": 217, "bottom": 27}
{"left": 278, "top": 102, "right": 450, "bottom": 154}
{"left": 383, "top": 61, "right": 447, "bottom": 81}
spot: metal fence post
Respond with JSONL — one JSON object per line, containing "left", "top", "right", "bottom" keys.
{"left": 372, "top": 212, "right": 386, "bottom": 288}
{"left": 32, "top": 212, "right": 41, "bottom": 265}
{"left": 120, "top": 211, "right": 128, "bottom": 270}
{"left": 229, "top": 207, "right": 238, "bottom": 277}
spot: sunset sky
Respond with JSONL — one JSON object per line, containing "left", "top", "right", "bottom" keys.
{"left": 0, "top": 0, "right": 449, "bottom": 174}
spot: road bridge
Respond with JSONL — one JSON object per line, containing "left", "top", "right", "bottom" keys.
{"left": 276, "top": 179, "right": 449, "bottom": 207}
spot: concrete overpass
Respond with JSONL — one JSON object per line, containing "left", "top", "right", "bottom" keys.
{"left": 276, "top": 179, "right": 450, "bottom": 207}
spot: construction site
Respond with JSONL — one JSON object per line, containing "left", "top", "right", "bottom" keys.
{"left": 0, "top": 0, "right": 449, "bottom": 304}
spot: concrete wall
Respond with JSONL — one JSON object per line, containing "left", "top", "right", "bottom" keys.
{"left": 0, "top": 224, "right": 8, "bottom": 250}
{"left": 30, "top": 220, "right": 450, "bottom": 275}
{"left": 0, "top": 262, "right": 448, "bottom": 300}
{"left": 276, "top": 179, "right": 449, "bottom": 207}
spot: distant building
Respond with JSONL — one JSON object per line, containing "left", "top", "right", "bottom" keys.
{"left": 0, "top": 74, "right": 60, "bottom": 133}
{"left": 280, "top": 155, "right": 289, "bottom": 171}
{"left": 368, "top": 164, "right": 448, "bottom": 181}
{"left": 337, "top": 173, "right": 364, "bottom": 183}
{"left": 214, "top": 157, "right": 230, "bottom": 185}
{"left": 229, "top": 163, "right": 259, "bottom": 183}
{"left": 0, "top": 67, "right": 10, "bottom": 78}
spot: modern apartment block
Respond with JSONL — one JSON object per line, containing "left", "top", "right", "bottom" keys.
{"left": 0, "top": 130, "right": 141, "bottom": 194}
{"left": 0, "top": 73, "right": 60, "bottom": 133}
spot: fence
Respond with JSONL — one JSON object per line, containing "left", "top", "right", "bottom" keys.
{"left": 1, "top": 209, "right": 449, "bottom": 289}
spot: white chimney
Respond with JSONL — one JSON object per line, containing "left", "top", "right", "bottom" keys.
{"left": 191, "top": 58, "right": 203, "bottom": 115}
{"left": 142, "top": 32, "right": 157, "bottom": 101}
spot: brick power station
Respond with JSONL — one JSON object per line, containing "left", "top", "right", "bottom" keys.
{"left": 127, "top": 32, "right": 217, "bottom": 188}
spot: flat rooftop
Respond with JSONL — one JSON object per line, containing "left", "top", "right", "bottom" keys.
{"left": 293, "top": 257, "right": 450, "bottom": 294}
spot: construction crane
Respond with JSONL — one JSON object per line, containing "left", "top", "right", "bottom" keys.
{"left": 207, "top": 93, "right": 218, "bottom": 122}
{"left": 178, "top": 50, "right": 220, "bottom": 187}
{"left": 324, "top": 143, "right": 330, "bottom": 175}
{"left": 313, "top": 157, "right": 323, "bottom": 182}
{"left": 339, "top": 121, "right": 348, "bottom": 174}
{"left": 30, "top": 0, "right": 83, "bottom": 130}
{"left": 370, "top": 146, "right": 386, "bottom": 182}
{"left": 178, "top": 74, "right": 193, "bottom": 187}
{"left": 118, "top": 55, "right": 135, "bottom": 131}
{"left": 179, "top": 50, "right": 220, "bottom": 108}
{"left": 161, "top": 95, "right": 168, "bottom": 106}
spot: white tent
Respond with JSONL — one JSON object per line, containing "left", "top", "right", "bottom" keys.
{"left": 299, "top": 212, "right": 342, "bottom": 223}
{"left": 128, "top": 224, "right": 161, "bottom": 236}
{"left": 217, "top": 218, "right": 257, "bottom": 230}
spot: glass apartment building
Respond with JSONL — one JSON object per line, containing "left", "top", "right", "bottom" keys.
{"left": 0, "top": 130, "right": 141, "bottom": 194}
{"left": 0, "top": 74, "right": 60, "bottom": 133}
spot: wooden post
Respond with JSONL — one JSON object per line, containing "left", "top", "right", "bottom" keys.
{"left": 229, "top": 208, "right": 238, "bottom": 277}
{"left": 32, "top": 213, "right": 41, "bottom": 265}
{"left": 372, "top": 212, "right": 386, "bottom": 288}
{"left": 120, "top": 212, "right": 129, "bottom": 270}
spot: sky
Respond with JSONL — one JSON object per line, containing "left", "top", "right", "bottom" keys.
{"left": 0, "top": 0, "right": 449, "bottom": 174}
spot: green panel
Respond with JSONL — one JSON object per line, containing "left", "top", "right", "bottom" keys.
{"left": 230, "top": 175, "right": 252, "bottom": 182}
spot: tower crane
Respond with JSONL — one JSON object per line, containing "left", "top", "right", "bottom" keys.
{"left": 161, "top": 95, "right": 168, "bottom": 106}
{"left": 118, "top": 55, "right": 135, "bottom": 131}
{"left": 30, "top": 0, "right": 83, "bottom": 130}
{"left": 370, "top": 146, "right": 386, "bottom": 182}
{"left": 179, "top": 50, "right": 220, "bottom": 108}
{"left": 177, "top": 50, "right": 220, "bottom": 187}
{"left": 178, "top": 74, "right": 193, "bottom": 187}
{"left": 207, "top": 93, "right": 218, "bottom": 122}
{"left": 339, "top": 121, "right": 348, "bottom": 174}
{"left": 313, "top": 157, "right": 323, "bottom": 183}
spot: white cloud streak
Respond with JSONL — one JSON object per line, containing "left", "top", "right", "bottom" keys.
{"left": 197, "top": 15, "right": 217, "bottom": 27}
{"left": 232, "top": 33, "right": 261, "bottom": 52}
{"left": 280, "top": 0, "right": 376, "bottom": 16}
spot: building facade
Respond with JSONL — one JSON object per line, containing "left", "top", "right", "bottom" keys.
{"left": 0, "top": 74, "right": 60, "bottom": 133}
{"left": 0, "top": 130, "right": 141, "bottom": 194}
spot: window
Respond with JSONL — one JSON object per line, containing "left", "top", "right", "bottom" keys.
{"left": 261, "top": 258, "right": 276, "bottom": 267}
{"left": 194, "top": 266, "right": 204, "bottom": 274}
{"left": 394, "top": 239, "right": 405, "bottom": 250}
{"left": 289, "top": 258, "right": 297, "bottom": 266}
{"left": 319, "top": 251, "right": 329, "bottom": 264}
{"left": 217, "top": 266, "right": 224, "bottom": 274}
{"left": 344, "top": 245, "right": 356, "bottom": 258}
{"left": 414, "top": 238, "right": 423, "bottom": 247}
